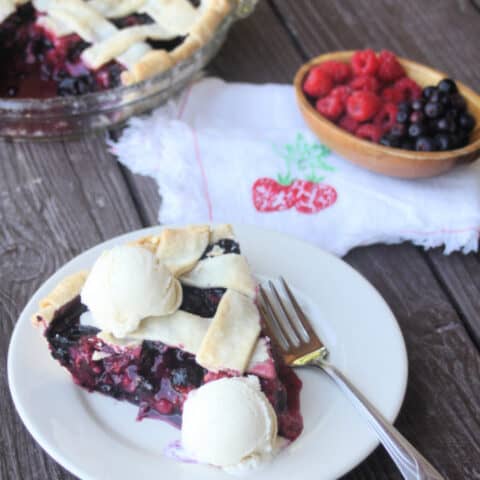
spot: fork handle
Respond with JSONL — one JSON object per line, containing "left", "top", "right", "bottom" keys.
{"left": 311, "top": 358, "right": 444, "bottom": 480}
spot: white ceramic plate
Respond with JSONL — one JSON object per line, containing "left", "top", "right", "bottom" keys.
{"left": 8, "top": 225, "right": 408, "bottom": 480}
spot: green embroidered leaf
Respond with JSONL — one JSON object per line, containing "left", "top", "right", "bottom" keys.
{"left": 277, "top": 173, "right": 293, "bottom": 185}
{"left": 306, "top": 173, "right": 325, "bottom": 183}
{"left": 273, "top": 133, "right": 336, "bottom": 183}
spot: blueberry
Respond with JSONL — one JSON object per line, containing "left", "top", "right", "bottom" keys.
{"left": 401, "top": 138, "right": 416, "bottom": 150}
{"left": 396, "top": 110, "right": 410, "bottom": 124}
{"left": 440, "top": 95, "right": 452, "bottom": 108}
{"left": 445, "top": 109, "right": 460, "bottom": 122}
{"left": 415, "top": 136, "right": 436, "bottom": 151}
{"left": 449, "top": 93, "right": 466, "bottom": 111}
{"left": 458, "top": 112, "right": 475, "bottom": 133}
{"left": 6, "top": 86, "right": 17, "bottom": 97}
{"left": 437, "top": 78, "right": 458, "bottom": 94}
{"left": 397, "top": 101, "right": 411, "bottom": 113}
{"left": 408, "top": 123, "right": 427, "bottom": 138}
{"left": 434, "top": 133, "right": 453, "bottom": 151}
{"left": 429, "top": 90, "right": 442, "bottom": 103}
{"left": 57, "top": 74, "right": 95, "bottom": 96}
{"left": 390, "top": 123, "right": 407, "bottom": 138}
{"left": 170, "top": 366, "right": 203, "bottom": 390}
{"left": 411, "top": 99, "right": 425, "bottom": 111}
{"left": 410, "top": 111, "right": 425, "bottom": 124}
{"left": 436, "top": 117, "right": 450, "bottom": 132}
{"left": 424, "top": 102, "right": 444, "bottom": 118}
{"left": 75, "top": 75, "right": 94, "bottom": 95}
{"left": 450, "top": 132, "right": 469, "bottom": 149}
{"left": 422, "top": 86, "right": 436, "bottom": 99}
{"left": 380, "top": 135, "right": 401, "bottom": 148}
{"left": 57, "top": 77, "right": 77, "bottom": 96}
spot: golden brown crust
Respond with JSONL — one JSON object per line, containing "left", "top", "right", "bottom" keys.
{"left": 121, "top": 50, "right": 174, "bottom": 86}
{"left": 32, "top": 271, "right": 89, "bottom": 327}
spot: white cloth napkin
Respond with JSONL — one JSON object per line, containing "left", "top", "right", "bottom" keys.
{"left": 111, "top": 78, "right": 480, "bottom": 256}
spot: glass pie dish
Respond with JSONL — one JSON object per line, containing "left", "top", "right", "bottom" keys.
{"left": 0, "top": 0, "right": 256, "bottom": 140}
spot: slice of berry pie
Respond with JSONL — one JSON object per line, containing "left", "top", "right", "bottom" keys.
{"left": 33, "top": 225, "right": 303, "bottom": 469}
{"left": 1, "top": 0, "right": 233, "bottom": 98}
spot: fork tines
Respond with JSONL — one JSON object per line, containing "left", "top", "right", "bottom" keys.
{"left": 258, "top": 277, "right": 325, "bottom": 356}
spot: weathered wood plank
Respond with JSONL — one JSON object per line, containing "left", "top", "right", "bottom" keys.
{"left": 0, "top": 135, "right": 143, "bottom": 480}
{"left": 270, "top": 0, "right": 480, "bottom": 89}
{"left": 425, "top": 249, "right": 480, "bottom": 346}
{"left": 345, "top": 243, "right": 480, "bottom": 479}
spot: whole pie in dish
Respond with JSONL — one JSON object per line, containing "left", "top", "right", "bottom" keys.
{"left": 0, "top": 0, "right": 233, "bottom": 98}
{"left": 33, "top": 225, "right": 303, "bottom": 470}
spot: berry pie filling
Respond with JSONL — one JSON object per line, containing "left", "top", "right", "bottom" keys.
{"left": 34, "top": 225, "right": 303, "bottom": 471}
{"left": 303, "top": 49, "right": 476, "bottom": 152}
{"left": 45, "top": 294, "right": 303, "bottom": 439}
{"left": 0, "top": 0, "right": 231, "bottom": 99}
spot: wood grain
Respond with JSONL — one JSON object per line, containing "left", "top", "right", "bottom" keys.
{"left": 0, "top": 135, "right": 143, "bottom": 480}
{"left": 345, "top": 243, "right": 480, "bottom": 479}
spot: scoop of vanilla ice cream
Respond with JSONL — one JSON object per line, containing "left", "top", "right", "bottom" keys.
{"left": 81, "top": 245, "right": 182, "bottom": 338}
{"left": 181, "top": 376, "right": 278, "bottom": 470}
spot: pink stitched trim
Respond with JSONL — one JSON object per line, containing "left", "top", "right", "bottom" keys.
{"left": 398, "top": 226, "right": 480, "bottom": 236}
{"left": 190, "top": 126, "right": 213, "bottom": 221}
{"left": 177, "top": 82, "right": 194, "bottom": 120}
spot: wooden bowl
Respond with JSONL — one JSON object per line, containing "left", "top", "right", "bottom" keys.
{"left": 294, "top": 51, "right": 480, "bottom": 178}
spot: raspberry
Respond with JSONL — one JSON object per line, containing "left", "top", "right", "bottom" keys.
{"left": 319, "top": 60, "right": 352, "bottom": 84}
{"left": 351, "top": 49, "right": 379, "bottom": 76}
{"left": 346, "top": 91, "right": 381, "bottom": 122}
{"left": 330, "top": 85, "right": 352, "bottom": 105}
{"left": 381, "top": 87, "right": 402, "bottom": 103}
{"left": 303, "top": 67, "right": 334, "bottom": 98}
{"left": 377, "top": 50, "right": 405, "bottom": 83}
{"left": 355, "top": 124, "right": 383, "bottom": 143}
{"left": 374, "top": 103, "right": 398, "bottom": 132}
{"left": 338, "top": 115, "right": 359, "bottom": 134}
{"left": 349, "top": 75, "right": 381, "bottom": 93}
{"left": 394, "top": 77, "right": 422, "bottom": 102}
{"left": 316, "top": 94, "right": 344, "bottom": 120}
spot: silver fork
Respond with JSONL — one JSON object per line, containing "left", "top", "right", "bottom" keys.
{"left": 258, "top": 277, "right": 444, "bottom": 480}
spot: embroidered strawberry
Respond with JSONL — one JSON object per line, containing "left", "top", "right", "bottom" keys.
{"left": 252, "top": 178, "right": 296, "bottom": 212}
{"left": 291, "top": 179, "right": 337, "bottom": 214}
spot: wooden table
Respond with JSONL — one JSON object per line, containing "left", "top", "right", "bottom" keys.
{"left": 2, "top": 1, "right": 480, "bottom": 479}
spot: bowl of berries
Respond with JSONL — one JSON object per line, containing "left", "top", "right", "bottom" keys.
{"left": 294, "top": 50, "right": 480, "bottom": 178}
